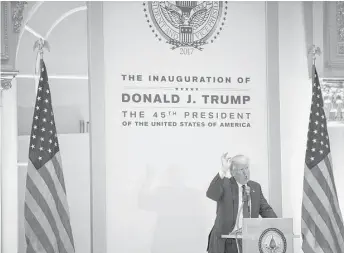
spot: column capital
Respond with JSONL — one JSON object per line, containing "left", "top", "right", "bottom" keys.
{"left": 1, "top": 70, "right": 19, "bottom": 91}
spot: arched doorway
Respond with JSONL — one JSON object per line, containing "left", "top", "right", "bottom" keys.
{"left": 15, "top": 2, "right": 91, "bottom": 253}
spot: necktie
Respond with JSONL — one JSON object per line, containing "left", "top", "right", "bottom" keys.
{"left": 242, "top": 185, "right": 250, "bottom": 218}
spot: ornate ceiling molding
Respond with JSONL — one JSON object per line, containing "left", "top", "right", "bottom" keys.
{"left": 12, "top": 1, "right": 27, "bottom": 33}
{"left": 322, "top": 78, "right": 344, "bottom": 87}
{"left": 337, "top": 1, "right": 344, "bottom": 54}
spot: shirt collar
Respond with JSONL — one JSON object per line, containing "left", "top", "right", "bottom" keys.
{"left": 224, "top": 170, "right": 231, "bottom": 178}
{"left": 229, "top": 176, "right": 247, "bottom": 188}
{"left": 233, "top": 178, "right": 244, "bottom": 188}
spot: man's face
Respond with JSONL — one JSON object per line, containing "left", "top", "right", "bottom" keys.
{"left": 232, "top": 161, "right": 250, "bottom": 185}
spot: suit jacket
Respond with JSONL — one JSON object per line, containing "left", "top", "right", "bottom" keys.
{"left": 206, "top": 174, "right": 277, "bottom": 253}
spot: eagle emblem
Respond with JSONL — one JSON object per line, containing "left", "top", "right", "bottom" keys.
{"left": 144, "top": 1, "right": 228, "bottom": 51}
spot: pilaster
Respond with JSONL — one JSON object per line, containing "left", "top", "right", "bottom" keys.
{"left": 0, "top": 2, "right": 27, "bottom": 253}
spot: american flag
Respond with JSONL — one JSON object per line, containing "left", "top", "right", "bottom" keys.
{"left": 301, "top": 65, "right": 344, "bottom": 253}
{"left": 24, "top": 59, "right": 75, "bottom": 253}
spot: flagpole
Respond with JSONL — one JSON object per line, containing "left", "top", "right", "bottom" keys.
{"left": 33, "top": 38, "right": 50, "bottom": 94}
{"left": 308, "top": 45, "right": 321, "bottom": 82}
{"left": 308, "top": 44, "right": 321, "bottom": 65}
{"left": 25, "top": 43, "right": 76, "bottom": 252}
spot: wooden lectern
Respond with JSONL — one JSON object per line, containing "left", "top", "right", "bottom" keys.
{"left": 222, "top": 218, "right": 299, "bottom": 253}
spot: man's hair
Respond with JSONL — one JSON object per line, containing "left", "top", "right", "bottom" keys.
{"left": 229, "top": 154, "right": 249, "bottom": 174}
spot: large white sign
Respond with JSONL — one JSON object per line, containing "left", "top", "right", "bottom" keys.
{"left": 104, "top": 2, "right": 269, "bottom": 253}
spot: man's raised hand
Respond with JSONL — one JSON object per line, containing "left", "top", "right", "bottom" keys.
{"left": 221, "top": 152, "right": 231, "bottom": 174}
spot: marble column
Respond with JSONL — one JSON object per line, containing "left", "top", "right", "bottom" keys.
{"left": 1, "top": 78, "right": 18, "bottom": 253}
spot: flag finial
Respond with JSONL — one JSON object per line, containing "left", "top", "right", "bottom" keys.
{"left": 308, "top": 44, "right": 321, "bottom": 65}
{"left": 33, "top": 38, "right": 50, "bottom": 59}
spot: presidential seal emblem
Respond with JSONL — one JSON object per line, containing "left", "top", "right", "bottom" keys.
{"left": 258, "top": 228, "right": 287, "bottom": 253}
{"left": 143, "top": 1, "right": 228, "bottom": 53}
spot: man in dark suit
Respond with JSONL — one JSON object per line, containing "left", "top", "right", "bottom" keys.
{"left": 206, "top": 153, "right": 277, "bottom": 253}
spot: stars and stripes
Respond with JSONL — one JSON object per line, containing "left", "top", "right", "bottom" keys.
{"left": 24, "top": 59, "right": 75, "bottom": 253}
{"left": 180, "top": 26, "right": 193, "bottom": 43}
{"left": 301, "top": 66, "right": 344, "bottom": 253}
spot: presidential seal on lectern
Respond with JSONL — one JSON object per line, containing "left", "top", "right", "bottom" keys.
{"left": 258, "top": 227, "right": 287, "bottom": 253}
